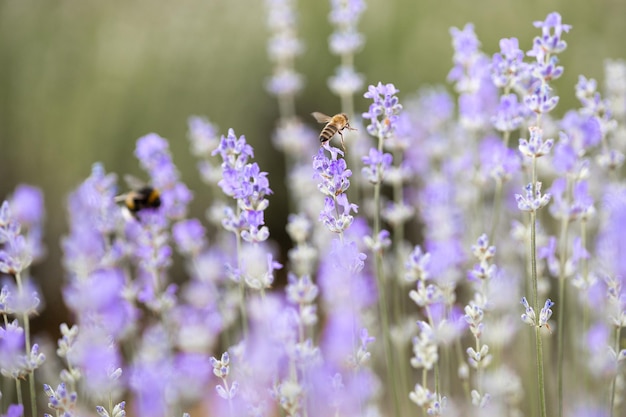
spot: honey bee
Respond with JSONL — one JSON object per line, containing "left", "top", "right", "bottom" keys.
{"left": 311, "top": 112, "right": 356, "bottom": 151}
{"left": 115, "top": 175, "right": 161, "bottom": 218}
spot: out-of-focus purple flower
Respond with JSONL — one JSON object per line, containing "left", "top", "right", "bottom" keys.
{"left": 448, "top": 23, "right": 480, "bottom": 78}
{"left": 479, "top": 136, "right": 521, "bottom": 183}
{"left": 63, "top": 268, "right": 136, "bottom": 339}
{"left": 174, "top": 353, "right": 212, "bottom": 402}
{"left": 552, "top": 133, "right": 579, "bottom": 174}
{"left": 317, "top": 238, "right": 371, "bottom": 311}
{"left": 187, "top": 116, "right": 220, "bottom": 157}
{"left": 0, "top": 234, "right": 32, "bottom": 276}
{"left": 328, "top": 0, "right": 365, "bottom": 54}
{"left": 264, "top": 0, "right": 304, "bottom": 97}
{"left": 405, "top": 245, "right": 431, "bottom": 283}
{"left": 1, "top": 279, "right": 41, "bottom": 318}
{"left": 265, "top": 69, "right": 304, "bottom": 96}
{"left": 172, "top": 219, "right": 207, "bottom": 256}
{"left": 575, "top": 75, "right": 599, "bottom": 108}
{"left": 271, "top": 120, "right": 318, "bottom": 158}
{"left": 595, "top": 187, "right": 626, "bottom": 278}
{"left": 362, "top": 82, "right": 402, "bottom": 139}
{"left": 560, "top": 111, "right": 602, "bottom": 153}
{"left": 0, "top": 320, "right": 25, "bottom": 378}
{"left": 238, "top": 243, "right": 283, "bottom": 290}
{"left": 1, "top": 404, "right": 24, "bottom": 417}
{"left": 548, "top": 178, "right": 595, "bottom": 222}
{"left": 604, "top": 59, "right": 626, "bottom": 120}
{"left": 492, "top": 94, "right": 524, "bottom": 132}
{"left": 361, "top": 148, "right": 393, "bottom": 184}
{"left": 0, "top": 199, "right": 38, "bottom": 275}
{"left": 363, "top": 229, "right": 391, "bottom": 254}
{"left": 328, "top": 65, "right": 365, "bottom": 97}
{"left": 306, "top": 363, "right": 378, "bottom": 416}
{"left": 70, "top": 327, "right": 122, "bottom": 398}
{"left": 9, "top": 185, "right": 44, "bottom": 229}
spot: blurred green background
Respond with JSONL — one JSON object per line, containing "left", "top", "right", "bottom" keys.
{"left": 1, "top": 0, "right": 624, "bottom": 331}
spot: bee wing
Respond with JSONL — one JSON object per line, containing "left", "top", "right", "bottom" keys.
{"left": 311, "top": 112, "right": 332, "bottom": 123}
{"left": 123, "top": 174, "right": 147, "bottom": 190}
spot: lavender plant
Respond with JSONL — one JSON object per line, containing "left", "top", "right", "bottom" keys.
{"left": 2, "top": 6, "right": 626, "bottom": 417}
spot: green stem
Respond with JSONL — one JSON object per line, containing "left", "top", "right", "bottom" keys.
{"left": 454, "top": 338, "right": 471, "bottom": 401}
{"left": 489, "top": 130, "right": 510, "bottom": 243}
{"left": 15, "top": 379, "right": 23, "bottom": 411}
{"left": 609, "top": 326, "right": 621, "bottom": 417}
{"left": 236, "top": 229, "right": 248, "bottom": 338}
{"left": 556, "top": 178, "right": 571, "bottom": 417}
{"left": 15, "top": 273, "right": 37, "bottom": 417}
{"left": 372, "top": 132, "right": 400, "bottom": 417}
{"left": 529, "top": 155, "right": 547, "bottom": 417}
{"left": 535, "top": 325, "right": 547, "bottom": 417}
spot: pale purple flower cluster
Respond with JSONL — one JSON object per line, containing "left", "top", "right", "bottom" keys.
{"left": 362, "top": 82, "right": 403, "bottom": 139}
{"left": 213, "top": 129, "right": 272, "bottom": 243}
{"left": 264, "top": 0, "right": 304, "bottom": 97}
{"left": 313, "top": 146, "right": 357, "bottom": 234}
{"left": 327, "top": 0, "right": 366, "bottom": 97}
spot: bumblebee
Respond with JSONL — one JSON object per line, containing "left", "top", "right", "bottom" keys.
{"left": 311, "top": 111, "right": 357, "bottom": 151}
{"left": 115, "top": 175, "right": 161, "bottom": 217}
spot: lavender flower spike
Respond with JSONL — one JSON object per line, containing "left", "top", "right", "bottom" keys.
{"left": 515, "top": 182, "right": 551, "bottom": 212}
{"left": 362, "top": 82, "right": 403, "bottom": 139}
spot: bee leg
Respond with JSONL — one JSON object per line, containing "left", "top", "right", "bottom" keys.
{"left": 338, "top": 132, "right": 346, "bottom": 152}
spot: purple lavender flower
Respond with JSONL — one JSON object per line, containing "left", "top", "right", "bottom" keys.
{"left": 213, "top": 129, "right": 272, "bottom": 243}
{"left": 405, "top": 245, "right": 431, "bottom": 282}
{"left": 172, "top": 218, "right": 207, "bottom": 257}
{"left": 0, "top": 320, "right": 26, "bottom": 378}
{"left": 538, "top": 298, "right": 555, "bottom": 327}
{"left": 1, "top": 279, "right": 40, "bottom": 318}
{"left": 548, "top": 178, "right": 595, "bottom": 222}
{"left": 361, "top": 148, "right": 393, "bottom": 184}
{"left": 519, "top": 126, "right": 554, "bottom": 158}
{"left": 0, "top": 233, "right": 32, "bottom": 276}
{"left": 313, "top": 147, "right": 352, "bottom": 197}
{"left": 529, "top": 12, "right": 572, "bottom": 57}
{"left": 319, "top": 194, "right": 358, "bottom": 234}
{"left": 491, "top": 94, "right": 524, "bottom": 132}
{"left": 524, "top": 83, "right": 559, "bottom": 115}
{"left": 448, "top": 23, "right": 481, "bottom": 83}
{"left": 43, "top": 382, "right": 77, "bottom": 416}
{"left": 70, "top": 327, "right": 123, "bottom": 398}
{"left": 515, "top": 182, "right": 551, "bottom": 212}
{"left": 63, "top": 267, "right": 136, "bottom": 339}
{"left": 9, "top": 185, "right": 44, "bottom": 230}
{"left": 595, "top": 187, "right": 626, "bottom": 278}
{"left": 560, "top": 111, "right": 602, "bottom": 153}
{"left": 264, "top": 0, "right": 304, "bottom": 97}
{"left": 479, "top": 136, "right": 521, "bottom": 183}
{"left": 1, "top": 404, "right": 24, "bottom": 417}
{"left": 491, "top": 37, "right": 525, "bottom": 89}
{"left": 362, "top": 82, "right": 402, "bottom": 139}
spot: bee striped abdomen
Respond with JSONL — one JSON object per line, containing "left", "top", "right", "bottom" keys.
{"left": 320, "top": 124, "right": 339, "bottom": 142}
